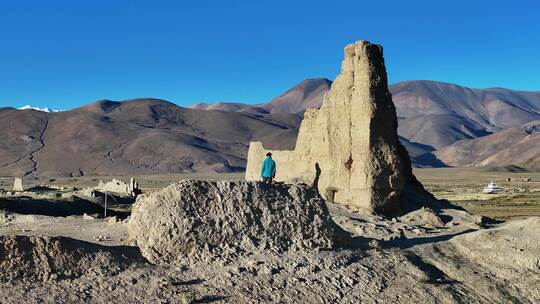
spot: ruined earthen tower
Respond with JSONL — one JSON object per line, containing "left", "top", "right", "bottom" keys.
{"left": 246, "top": 40, "right": 430, "bottom": 215}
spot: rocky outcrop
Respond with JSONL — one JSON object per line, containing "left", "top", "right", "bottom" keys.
{"left": 246, "top": 40, "right": 433, "bottom": 216}
{"left": 128, "top": 180, "right": 349, "bottom": 265}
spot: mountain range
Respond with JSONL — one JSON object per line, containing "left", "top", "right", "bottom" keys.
{"left": 0, "top": 99, "right": 300, "bottom": 177}
{"left": 193, "top": 79, "right": 540, "bottom": 170}
{"left": 190, "top": 78, "right": 332, "bottom": 115}
{"left": 1, "top": 79, "right": 539, "bottom": 177}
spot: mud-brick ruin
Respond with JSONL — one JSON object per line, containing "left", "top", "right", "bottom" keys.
{"left": 246, "top": 40, "right": 430, "bottom": 215}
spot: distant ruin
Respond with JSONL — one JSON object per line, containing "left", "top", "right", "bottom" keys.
{"left": 12, "top": 178, "right": 24, "bottom": 192}
{"left": 96, "top": 178, "right": 139, "bottom": 198}
{"left": 246, "top": 40, "right": 432, "bottom": 216}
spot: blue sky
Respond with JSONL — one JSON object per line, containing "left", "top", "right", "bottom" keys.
{"left": 0, "top": 0, "right": 538, "bottom": 110}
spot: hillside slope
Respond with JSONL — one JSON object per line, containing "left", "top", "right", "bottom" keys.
{"left": 435, "top": 120, "right": 540, "bottom": 170}
{"left": 255, "top": 78, "right": 332, "bottom": 114}
{"left": 391, "top": 80, "right": 540, "bottom": 149}
{"left": 0, "top": 99, "right": 300, "bottom": 177}
{"left": 189, "top": 78, "right": 332, "bottom": 115}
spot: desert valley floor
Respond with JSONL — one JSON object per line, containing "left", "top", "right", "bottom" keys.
{"left": 3, "top": 167, "right": 538, "bottom": 219}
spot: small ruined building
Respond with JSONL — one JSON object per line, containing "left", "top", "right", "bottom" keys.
{"left": 12, "top": 178, "right": 24, "bottom": 192}
{"left": 246, "top": 40, "right": 432, "bottom": 216}
{"left": 96, "top": 178, "right": 140, "bottom": 198}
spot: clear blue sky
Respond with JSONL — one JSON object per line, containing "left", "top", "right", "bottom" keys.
{"left": 0, "top": 0, "right": 538, "bottom": 110}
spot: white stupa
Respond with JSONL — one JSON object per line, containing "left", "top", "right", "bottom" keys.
{"left": 482, "top": 181, "right": 502, "bottom": 194}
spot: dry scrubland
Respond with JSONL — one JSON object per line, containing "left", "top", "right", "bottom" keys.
{"left": 414, "top": 167, "right": 540, "bottom": 220}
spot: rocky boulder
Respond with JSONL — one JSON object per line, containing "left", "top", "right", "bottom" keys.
{"left": 128, "top": 180, "right": 350, "bottom": 265}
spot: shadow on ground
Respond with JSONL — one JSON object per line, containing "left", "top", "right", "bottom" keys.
{"left": 0, "top": 196, "right": 129, "bottom": 218}
{"left": 379, "top": 229, "right": 476, "bottom": 249}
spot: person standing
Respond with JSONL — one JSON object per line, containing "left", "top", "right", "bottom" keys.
{"left": 260, "top": 152, "right": 276, "bottom": 184}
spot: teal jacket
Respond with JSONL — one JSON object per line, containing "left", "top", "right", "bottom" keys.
{"left": 260, "top": 156, "right": 276, "bottom": 178}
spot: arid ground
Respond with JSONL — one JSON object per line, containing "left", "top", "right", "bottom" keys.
{"left": 3, "top": 167, "right": 538, "bottom": 220}
{"left": 1, "top": 168, "right": 539, "bottom": 303}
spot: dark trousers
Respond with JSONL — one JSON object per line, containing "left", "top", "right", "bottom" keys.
{"left": 262, "top": 176, "right": 273, "bottom": 184}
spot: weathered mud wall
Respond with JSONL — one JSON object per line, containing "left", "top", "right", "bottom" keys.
{"left": 246, "top": 40, "right": 430, "bottom": 215}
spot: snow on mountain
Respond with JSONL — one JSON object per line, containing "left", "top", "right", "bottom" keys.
{"left": 18, "top": 105, "right": 61, "bottom": 112}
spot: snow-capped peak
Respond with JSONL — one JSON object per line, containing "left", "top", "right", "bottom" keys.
{"left": 18, "top": 105, "right": 59, "bottom": 112}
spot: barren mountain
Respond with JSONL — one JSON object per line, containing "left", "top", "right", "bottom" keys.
{"left": 189, "top": 102, "right": 250, "bottom": 112}
{"left": 435, "top": 120, "right": 540, "bottom": 170}
{"left": 391, "top": 80, "right": 540, "bottom": 149}
{"left": 189, "top": 78, "right": 332, "bottom": 115}
{"left": 396, "top": 114, "right": 491, "bottom": 149}
{"left": 2, "top": 80, "right": 539, "bottom": 177}
{"left": 255, "top": 78, "right": 332, "bottom": 114}
{"left": 0, "top": 99, "right": 300, "bottom": 177}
